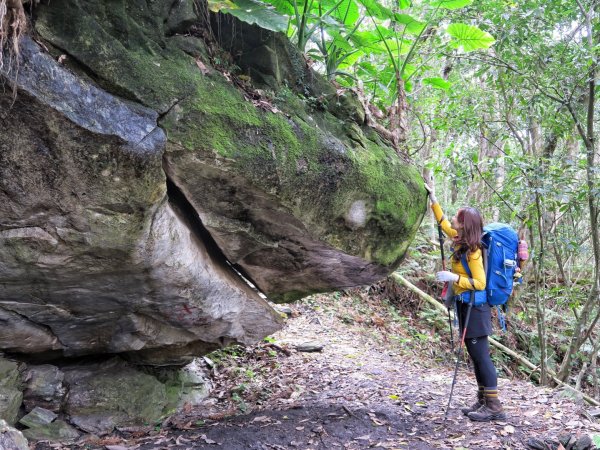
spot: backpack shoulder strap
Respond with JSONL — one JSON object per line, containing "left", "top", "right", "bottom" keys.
{"left": 482, "top": 246, "right": 488, "bottom": 276}
{"left": 459, "top": 253, "right": 476, "bottom": 289}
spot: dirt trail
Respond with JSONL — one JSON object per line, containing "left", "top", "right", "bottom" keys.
{"left": 37, "top": 295, "right": 600, "bottom": 450}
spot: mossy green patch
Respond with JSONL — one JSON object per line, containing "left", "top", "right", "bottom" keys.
{"left": 22, "top": 420, "right": 80, "bottom": 442}
{"left": 0, "top": 359, "right": 22, "bottom": 425}
{"left": 69, "top": 368, "right": 169, "bottom": 426}
{"left": 0, "top": 388, "right": 22, "bottom": 426}
{"left": 161, "top": 73, "right": 265, "bottom": 156}
{"left": 196, "top": 98, "right": 426, "bottom": 267}
{"left": 0, "top": 359, "right": 20, "bottom": 389}
{"left": 347, "top": 141, "right": 426, "bottom": 265}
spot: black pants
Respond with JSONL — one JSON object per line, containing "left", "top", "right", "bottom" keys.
{"left": 456, "top": 301, "right": 497, "bottom": 388}
{"left": 465, "top": 336, "right": 497, "bottom": 388}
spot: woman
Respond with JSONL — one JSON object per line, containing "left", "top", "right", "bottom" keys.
{"left": 425, "top": 184, "right": 506, "bottom": 422}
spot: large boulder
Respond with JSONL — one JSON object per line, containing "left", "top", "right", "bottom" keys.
{"left": 0, "top": 0, "right": 426, "bottom": 365}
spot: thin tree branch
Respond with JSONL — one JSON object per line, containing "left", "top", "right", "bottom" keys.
{"left": 472, "top": 163, "right": 526, "bottom": 221}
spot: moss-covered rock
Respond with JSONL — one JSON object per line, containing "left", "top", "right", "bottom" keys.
{"left": 63, "top": 359, "right": 169, "bottom": 434}
{"left": 19, "top": 407, "right": 58, "bottom": 429}
{"left": 59, "top": 357, "right": 212, "bottom": 435}
{"left": 0, "top": 359, "right": 21, "bottom": 389}
{"left": 34, "top": 0, "right": 198, "bottom": 113}
{"left": 154, "top": 359, "right": 212, "bottom": 411}
{"left": 33, "top": 0, "right": 426, "bottom": 302}
{"left": 0, "top": 359, "right": 23, "bottom": 426}
{"left": 0, "top": 389, "right": 22, "bottom": 426}
{"left": 21, "top": 420, "right": 80, "bottom": 442}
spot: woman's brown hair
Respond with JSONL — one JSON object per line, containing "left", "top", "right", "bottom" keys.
{"left": 452, "top": 207, "right": 484, "bottom": 260}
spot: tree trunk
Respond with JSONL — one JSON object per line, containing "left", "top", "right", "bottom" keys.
{"left": 390, "top": 76, "right": 409, "bottom": 151}
{"left": 556, "top": 0, "right": 599, "bottom": 382}
{"left": 527, "top": 118, "right": 549, "bottom": 385}
{"left": 491, "top": 137, "right": 504, "bottom": 222}
{"left": 531, "top": 200, "right": 548, "bottom": 385}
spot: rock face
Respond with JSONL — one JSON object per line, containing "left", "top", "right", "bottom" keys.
{"left": 0, "top": 0, "right": 426, "bottom": 365}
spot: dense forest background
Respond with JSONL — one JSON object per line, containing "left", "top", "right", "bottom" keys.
{"left": 209, "top": 0, "right": 600, "bottom": 399}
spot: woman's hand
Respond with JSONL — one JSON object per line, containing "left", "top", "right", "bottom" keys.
{"left": 424, "top": 183, "right": 438, "bottom": 204}
{"left": 435, "top": 271, "right": 459, "bottom": 283}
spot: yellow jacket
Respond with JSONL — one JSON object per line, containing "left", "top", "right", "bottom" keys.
{"left": 432, "top": 202, "right": 486, "bottom": 295}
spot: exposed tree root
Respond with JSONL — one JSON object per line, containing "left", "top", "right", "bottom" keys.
{"left": 0, "top": 0, "right": 27, "bottom": 82}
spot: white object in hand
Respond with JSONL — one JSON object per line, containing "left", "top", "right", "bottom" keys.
{"left": 423, "top": 183, "right": 437, "bottom": 204}
{"left": 435, "top": 271, "right": 459, "bottom": 283}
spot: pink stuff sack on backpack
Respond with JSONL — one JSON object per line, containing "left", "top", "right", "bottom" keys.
{"left": 518, "top": 240, "right": 529, "bottom": 262}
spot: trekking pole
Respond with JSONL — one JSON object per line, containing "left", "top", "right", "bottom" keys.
{"left": 444, "top": 293, "right": 475, "bottom": 421}
{"left": 437, "top": 223, "right": 454, "bottom": 352}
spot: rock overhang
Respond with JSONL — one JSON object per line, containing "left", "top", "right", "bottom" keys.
{"left": 0, "top": 0, "right": 426, "bottom": 364}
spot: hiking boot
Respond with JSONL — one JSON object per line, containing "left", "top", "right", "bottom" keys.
{"left": 467, "top": 396, "right": 506, "bottom": 422}
{"left": 461, "top": 392, "right": 484, "bottom": 416}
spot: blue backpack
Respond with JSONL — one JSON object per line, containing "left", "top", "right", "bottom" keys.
{"left": 459, "top": 222, "right": 520, "bottom": 330}
{"left": 481, "top": 223, "right": 520, "bottom": 306}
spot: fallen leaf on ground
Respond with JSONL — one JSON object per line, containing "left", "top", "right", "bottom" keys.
{"left": 200, "top": 434, "right": 218, "bottom": 445}
{"left": 252, "top": 415, "right": 271, "bottom": 423}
